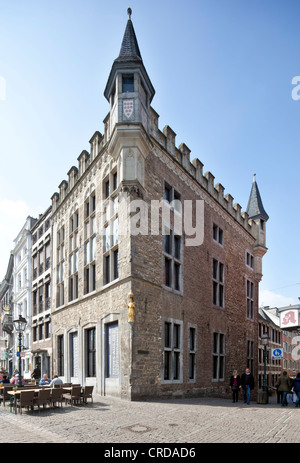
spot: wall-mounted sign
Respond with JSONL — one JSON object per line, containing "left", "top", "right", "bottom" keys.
{"left": 280, "top": 309, "right": 299, "bottom": 329}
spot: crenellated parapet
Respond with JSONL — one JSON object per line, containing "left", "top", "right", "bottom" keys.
{"left": 149, "top": 106, "right": 261, "bottom": 239}
{"left": 51, "top": 130, "right": 105, "bottom": 213}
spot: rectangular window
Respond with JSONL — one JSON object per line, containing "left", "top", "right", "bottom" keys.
{"left": 213, "top": 224, "right": 224, "bottom": 245}
{"left": 86, "top": 328, "right": 96, "bottom": 377}
{"left": 246, "top": 251, "right": 254, "bottom": 269}
{"left": 164, "top": 182, "right": 181, "bottom": 211}
{"left": 164, "top": 183, "right": 172, "bottom": 202}
{"left": 103, "top": 178, "right": 118, "bottom": 285}
{"left": 163, "top": 320, "right": 183, "bottom": 383}
{"left": 57, "top": 335, "right": 64, "bottom": 376}
{"left": 45, "top": 320, "right": 50, "bottom": 338}
{"left": 113, "top": 172, "right": 118, "bottom": 191}
{"left": 164, "top": 257, "right": 172, "bottom": 287}
{"left": 84, "top": 194, "right": 96, "bottom": 295}
{"left": 122, "top": 74, "right": 134, "bottom": 93}
{"left": 56, "top": 226, "right": 65, "bottom": 308}
{"left": 212, "top": 332, "right": 225, "bottom": 381}
{"left": 106, "top": 322, "right": 119, "bottom": 378}
{"left": 70, "top": 332, "right": 78, "bottom": 378}
{"left": 69, "top": 211, "right": 79, "bottom": 302}
{"left": 163, "top": 229, "right": 182, "bottom": 292}
{"left": 246, "top": 279, "right": 254, "bottom": 320}
{"left": 33, "top": 326, "right": 37, "bottom": 342}
{"left": 188, "top": 326, "right": 197, "bottom": 381}
{"left": 213, "top": 259, "right": 224, "bottom": 307}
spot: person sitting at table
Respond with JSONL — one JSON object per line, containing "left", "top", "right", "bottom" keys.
{"left": 49, "top": 375, "right": 63, "bottom": 388}
{"left": 0, "top": 375, "right": 10, "bottom": 384}
{"left": 10, "top": 374, "right": 24, "bottom": 385}
{"left": 39, "top": 373, "right": 51, "bottom": 386}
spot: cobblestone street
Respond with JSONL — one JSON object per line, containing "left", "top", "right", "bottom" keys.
{"left": 0, "top": 394, "right": 299, "bottom": 445}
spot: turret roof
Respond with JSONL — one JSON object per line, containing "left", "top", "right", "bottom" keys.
{"left": 246, "top": 174, "right": 269, "bottom": 221}
{"left": 118, "top": 12, "right": 142, "bottom": 62}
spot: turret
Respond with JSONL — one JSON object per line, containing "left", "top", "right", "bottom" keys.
{"left": 246, "top": 174, "right": 269, "bottom": 280}
{"left": 104, "top": 8, "right": 155, "bottom": 192}
{"left": 104, "top": 8, "right": 155, "bottom": 135}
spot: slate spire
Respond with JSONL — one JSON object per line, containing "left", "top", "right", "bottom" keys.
{"left": 246, "top": 174, "right": 269, "bottom": 221}
{"left": 118, "top": 9, "right": 142, "bottom": 61}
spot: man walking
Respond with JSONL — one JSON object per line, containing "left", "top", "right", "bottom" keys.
{"left": 277, "top": 371, "right": 291, "bottom": 406}
{"left": 241, "top": 367, "right": 255, "bottom": 405}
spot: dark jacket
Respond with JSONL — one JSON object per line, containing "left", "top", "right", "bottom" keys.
{"left": 292, "top": 376, "right": 300, "bottom": 393}
{"left": 31, "top": 367, "right": 41, "bottom": 379}
{"left": 241, "top": 372, "right": 254, "bottom": 390}
{"left": 230, "top": 375, "right": 241, "bottom": 389}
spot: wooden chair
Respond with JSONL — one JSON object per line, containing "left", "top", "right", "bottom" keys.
{"left": 16, "top": 390, "right": 35, "bottom": 414}
{"left": 81, "top": 385, "right": 94, "bottom": 404}
{"left": 50, "top": 387, "right": 63, "bottom": 408}
{"left": 0, "top": 386, "right": 14, "bottom": 407}
{"left": 63, "top": 386, "right": 82, "bottom": 406}
{"left": 34, "top": 388, "right": 51, "bottom": 411}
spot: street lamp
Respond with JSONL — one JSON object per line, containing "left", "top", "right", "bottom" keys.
{"left": 261, "top": 333, "right": 270, "bottom": 402}
{"left": 13, "top": 314, "right": 27, "bottom": 388}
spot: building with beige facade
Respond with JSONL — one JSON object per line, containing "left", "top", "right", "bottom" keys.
{"left": 49, "top": 10, "right": 269, "bottom": 400}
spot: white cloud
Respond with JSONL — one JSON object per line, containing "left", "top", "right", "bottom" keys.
{"left": 259, "top": 289, "right": 296, "bottom": 308}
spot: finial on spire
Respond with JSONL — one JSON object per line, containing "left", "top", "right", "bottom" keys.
{"left": 253, "top": 173, "right": 256, "bottom": 183}
{"left": 127, "top": 7, "right": 132, "bottom": 19}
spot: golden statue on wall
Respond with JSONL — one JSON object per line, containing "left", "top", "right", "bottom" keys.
{"left": 127, "top": 290, "right": 135, "bottom": 323}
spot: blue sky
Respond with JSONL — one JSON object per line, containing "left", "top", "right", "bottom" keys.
{"left": 0, "top": 0, "right": 299, "bottom": 307}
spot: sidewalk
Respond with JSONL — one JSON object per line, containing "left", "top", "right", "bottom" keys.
{"left": 0, "top": 393, "right": 298, "bottom": 444}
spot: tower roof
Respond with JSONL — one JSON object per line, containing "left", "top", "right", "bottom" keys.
{"left": 118, "top": 10, "right": 142, "bottom": 61}
{"left": 104, "top": 8, "right": 155, "bottom": 102}
{"left": 246, "top": 174, "right": 269, "bottom": 222}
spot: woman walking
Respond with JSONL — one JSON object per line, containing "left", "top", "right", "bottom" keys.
{"left": 230, "top": 370, "right": 241, "bottom": 403}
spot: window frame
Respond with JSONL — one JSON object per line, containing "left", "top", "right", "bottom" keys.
{"left": 162, "top": 318, "right": 183, "bottom": 384}
{"left": 103, "top": 169, "right": 119, "bottom": 286}
{"left": 212, "top": 258, "right": 225, "bottom": 308}
{"left": 212, "top": 332, "right": 225, "bottom": 382}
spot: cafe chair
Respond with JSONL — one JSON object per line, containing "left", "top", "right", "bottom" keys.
{"left": 63, "top": 385, "right": 82, "bottom": 406}
{"left": 16, "top": 390, "right": 35, "bottom": 414}
{"left": 34, "top": 388, "right": 51, "bottom": 411}
{"left": 50, "top": 387, "right": 63, "bottom": 408}
{"left": 0, "top": 386, "right": 14, "bottom": 407}
{"left": 81, "top": 385, "right": 94, "bottom": 404}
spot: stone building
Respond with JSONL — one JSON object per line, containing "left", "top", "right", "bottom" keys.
{"left": 50, "top": 10, "right": 269, "bottom": 400}
{"left": 31, "top": 206, "right": 52, "bottom": 376}
{"left": 0, "top": 253, "right": 14, "bottom": 374}
{"left": 11, "top": 216, "right": 37, "bottom": 379}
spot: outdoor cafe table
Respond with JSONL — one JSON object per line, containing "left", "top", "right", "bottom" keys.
{"left": 7, "top": 388, "right": 51, "bottom": 414}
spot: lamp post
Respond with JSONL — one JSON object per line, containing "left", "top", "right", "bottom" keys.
{"left": 13, "top": 314, "right": 27, "bottom": 388}
{"left": 261, "top": 333, "right": 270, "bottom": 403}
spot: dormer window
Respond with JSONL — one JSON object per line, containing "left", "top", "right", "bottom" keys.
{"left": 122, "top": 74, "right": 134, "bottom": 93}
